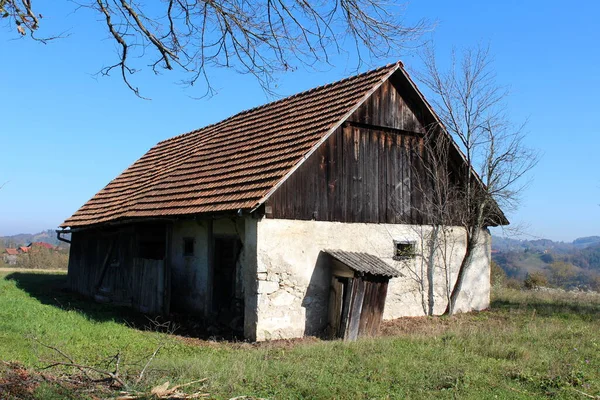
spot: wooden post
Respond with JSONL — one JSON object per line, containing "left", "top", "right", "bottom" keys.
{"left": 94, "top": 238, "right": 115, "bottom": 293}
{"left": 205, "top": 219, "right": 214, "bottom": 317}
{"left": 162, "top": 222, "right": 172, "bottom": 316}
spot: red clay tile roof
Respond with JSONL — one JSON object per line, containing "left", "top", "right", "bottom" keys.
{"left": 62, "top": 63, "right": 402, "bottom": 228}
{"left": 31, "top": 242, "right": 54, "bottom": 249}
{"left": 19, "top": 246, "right": 29, "bottom": 253}
{"left": 5, "top": 248, "right": 18, "bottom": 255}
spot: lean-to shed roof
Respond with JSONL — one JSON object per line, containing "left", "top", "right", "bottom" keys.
{"left": 325, "top": 250, "right": 401, "bottom": 278}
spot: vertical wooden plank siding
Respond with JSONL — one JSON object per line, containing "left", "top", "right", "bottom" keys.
{"left": 268, "top": 125, "right": 432, "bottom": 224}
{"left": 267, "top": 76, "right": 435, "bottom": 224}
{"left": 357, "top": 280, "right": 389, "bottom": 337}
{"left": 206, "top": 219, "right": 215, "bottom": 316}
{"left": 67, "top": 225, "right": 168, "bottom": 316}
{"left": 163, "top": 223, "right": 173, "bottom": 315}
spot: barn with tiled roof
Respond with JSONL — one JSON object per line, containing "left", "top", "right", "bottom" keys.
{"left": 61, "top": 62, "right": 503, "bottom": 341}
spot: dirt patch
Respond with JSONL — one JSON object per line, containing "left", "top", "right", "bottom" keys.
{"left": 379, "top": 310, "right": 503, "bottom": 337}
{"left": 175, "top": 334, "right": 321, "bottom": 350}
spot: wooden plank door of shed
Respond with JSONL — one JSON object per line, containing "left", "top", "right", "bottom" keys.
{"left": 330, "top": 276, "right": 389, "bottom": 341}
{"left": 358, "top": 280, "right": 389, "bottom": 337}
{"left": 344, "top": 278, "right": 366, "bottom": 341}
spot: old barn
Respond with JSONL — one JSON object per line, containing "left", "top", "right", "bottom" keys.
{"left": 60, "top": 62, "right": 506, "bottom": 341}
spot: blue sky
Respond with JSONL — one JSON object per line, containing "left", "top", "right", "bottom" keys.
{"left": 1, "top": 0, "right": 598, "bottom": 241}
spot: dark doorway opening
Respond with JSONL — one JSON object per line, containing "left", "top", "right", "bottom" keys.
{"left": 212, "top": 235, "right": 244, "bottom": 333}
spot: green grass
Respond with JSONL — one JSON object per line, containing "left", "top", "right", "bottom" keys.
{"left": 1, "top": 271, "right": 600, "bottom": 399}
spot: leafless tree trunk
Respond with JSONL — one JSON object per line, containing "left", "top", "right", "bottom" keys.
{"left": 414, "top": 44, "right": 538, "bottom": 315}
{"left": 1, "top": 0, "right": 429, "bottom": 97}
{"left": 408, "top": 125, "right": 460, "bottom": 315}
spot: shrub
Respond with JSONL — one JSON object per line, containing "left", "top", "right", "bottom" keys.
{"left": 505, "top": 278, "right": 522, "bottom": 290}
{"left": 490, "top": 260, "right": 507, "bottom": 287}
{"left": 523, "top": 271, "right": 548, "bottom": 289}
{"left": 15, "top": 247, "right": 68, "bottom": 270}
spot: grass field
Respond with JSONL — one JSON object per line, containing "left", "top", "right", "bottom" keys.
{"left": 1, "top": 270, "right": 599, "bottom": 399}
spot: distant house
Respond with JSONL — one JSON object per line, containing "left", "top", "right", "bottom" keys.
{"left": 28, "top": 242, "right": 55, "bottom": 250}
{"left": 3, "top": 248, "right": 18, "bottom": 265}
{"left": 18, "top": 246, "right": 29, "bottom": 254}
{"left": 60, "top": 62, "right": 507, "bottom": 341}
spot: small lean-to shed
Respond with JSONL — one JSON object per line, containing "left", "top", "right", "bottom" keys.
{"left": 60, "top": 61, "right": 507, "bottom": 341}
{"left": 325, "top": 250, "right": 400, "bottom": 340}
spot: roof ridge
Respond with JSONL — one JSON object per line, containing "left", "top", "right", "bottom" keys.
{"left": 110, "top": 62, "right": 399, "bottom": 215}
{"left": 62, "top": 61, "right": 403, "bottom": 227}
{"left": 158, "top": 62, "right": 401, "bottom": 145}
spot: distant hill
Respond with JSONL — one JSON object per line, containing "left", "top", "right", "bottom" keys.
{"left": 573, "top": 236, "right": 600, "bottom": 248}
{"left": 1, "top": 229, "right": 69, "bottom": 248}
{"left": 492, "top": 235, "right": 600, "bottom": 254}
{"left": 492, "top": 235, "right": 600, "bottom": 290}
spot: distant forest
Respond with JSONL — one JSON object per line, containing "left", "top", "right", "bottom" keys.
{"left": 492, "top": 236, "right": 600, "bottom": 290}
{"left": 1, "top": 229, "right": 69, "bottom": 248}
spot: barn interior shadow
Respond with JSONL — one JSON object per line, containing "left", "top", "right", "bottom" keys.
{"left": 4, "top": 272, "right": 241, "bottom": 340}
{"left": 302, "top": 252, "right": 332, "bottom": 338}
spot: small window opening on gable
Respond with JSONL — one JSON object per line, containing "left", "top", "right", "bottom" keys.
{"left": 394, "top": 241, "right": 416, "bottom": 260}
{"left": 183, "top": 237, "right": 195, "bottom": 256}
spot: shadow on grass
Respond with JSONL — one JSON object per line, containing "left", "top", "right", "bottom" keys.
{"left": 3, "top": 272, "right": 244, "bottom": 341}
{"left": 491, "top": 297, "right": 600, "bottom": 320}
{"left": 5, "top": 272, "right": 153, "bottom": 326}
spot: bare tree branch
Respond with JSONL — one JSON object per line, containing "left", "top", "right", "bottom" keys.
{"left": 413, "top": 43, "right": 539, "bottom": 315}
{"left": 1, "top": 0, "right": 430, "bottom": 97}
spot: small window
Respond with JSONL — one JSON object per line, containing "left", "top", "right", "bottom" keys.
{"left": 394, "top": 241, "right": 416, "bottom": 260}
{"left": 183, "top": 237, "right": 195, "bottom": 256}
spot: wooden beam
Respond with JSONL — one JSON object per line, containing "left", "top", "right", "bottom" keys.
{"left": 343, "top": 120, "right": 422, "bottom": 138}
{"left": 162, "top": 222, "right": 173, "bottom": 315}
{"left": 205, "top": 219, "right": 214, "bottom": 317}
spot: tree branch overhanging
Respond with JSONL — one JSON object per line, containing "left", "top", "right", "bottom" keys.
{"left": 2, "top": 0, "right": 430, "bottom": 98}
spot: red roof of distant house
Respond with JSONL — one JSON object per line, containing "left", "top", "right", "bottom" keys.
{"left": 5, "top": 248, "right": 18, "bottom": 255}
{"left": 19, "top": 246, "right": 29, "bottom": 253}
{"left": 31, "top": 242, "right": 54, "bottom": 249}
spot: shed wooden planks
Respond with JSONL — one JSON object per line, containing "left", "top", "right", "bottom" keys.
{"left": 67, "top": 226, "right": 167, "bottom": 316}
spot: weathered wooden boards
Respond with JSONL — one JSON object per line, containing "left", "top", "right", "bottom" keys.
{"left": 328, "top": 273, "right": 390, "bottom": 341}
{"left": 267, "top": 79, "right": 429, "bottom": 224}
{"left": 68, "top": 223, "right": 168, "bottom": 316}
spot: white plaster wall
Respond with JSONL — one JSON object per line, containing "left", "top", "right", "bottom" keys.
{"left": 253, "top": 219, "right": 491, "bottom": 341}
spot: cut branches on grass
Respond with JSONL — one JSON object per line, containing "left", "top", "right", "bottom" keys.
{"left": 34, "top": 339, "right": 128, "bottom": 389}
{"left": 32, "top": 339, "right": 210, "bottom": 398}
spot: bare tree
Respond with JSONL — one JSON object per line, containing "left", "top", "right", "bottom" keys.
{"left": 1, "top": 0, "right": 428, "bottom": 97}
{"left": 415, "top": 44, "right": 538, "bottom": 315}
{"left": 400, "top": 127, "right": 461, "bottom": 315}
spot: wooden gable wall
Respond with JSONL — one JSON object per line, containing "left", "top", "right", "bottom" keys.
{"left": 265, "top": 72, "right": 436, "bottom": 224}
